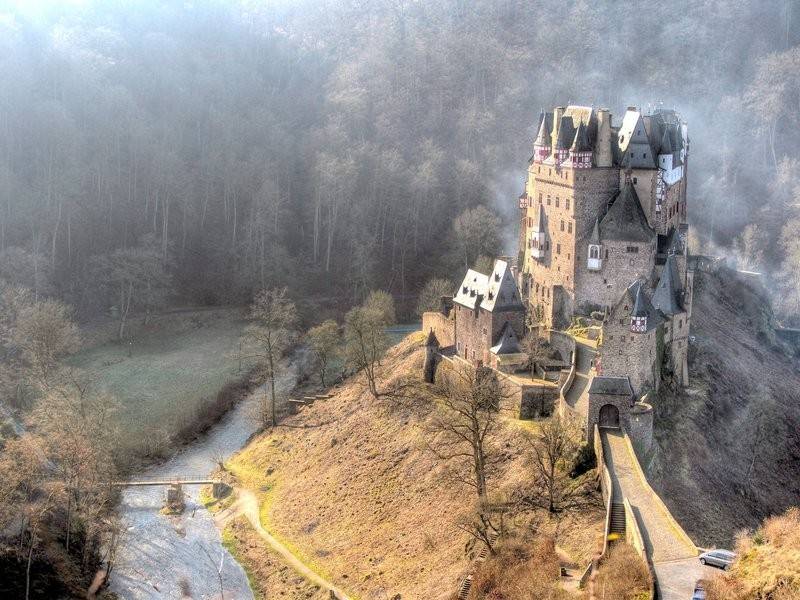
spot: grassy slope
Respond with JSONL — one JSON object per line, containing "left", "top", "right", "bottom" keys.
{"left": 71, "top": 309, "right": 252, "bottom": 456}
{"left": 228, "top": 333, "right": 602, "bottom": 600}
{"left": 650, "top": 267, "right": 800, "bottom": 548}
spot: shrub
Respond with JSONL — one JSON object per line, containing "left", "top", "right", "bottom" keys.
{"left": 592, "top": 543, "right": 650, "bottom": 600}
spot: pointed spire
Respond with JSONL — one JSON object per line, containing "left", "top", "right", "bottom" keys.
{"left": 659, "top": 126, "right": 673, "bottom": 154}
{"left": 534, "top": 114, "right": 551, "bottom": 147}
{"left": 631, "top": 282, "right": 649, "bottom": 318}
{"left": 590, "top": 217, "right": 601, "bottom": 244}
{"left": 555, "top": 115, "right": 573, "bottom": 149}
{"left": 570, "top": 121, "right": 591, "bottom": 152}
{"left": 652, "top": 254, "right": 683, "bottom": 316}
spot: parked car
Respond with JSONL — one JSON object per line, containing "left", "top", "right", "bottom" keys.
{"left": 692, "top": 580, "right": 707, "bottom": 600}
{"left": 699, "top": 549, "right": 736, "bottom": 570}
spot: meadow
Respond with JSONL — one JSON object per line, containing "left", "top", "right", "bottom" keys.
{"left": 71, "top": 310, "right": 254, "bottom": 460}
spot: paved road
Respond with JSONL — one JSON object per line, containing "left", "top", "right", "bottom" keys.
{"left": 602, "top": 429, "right": 696, "bottom": 563}
{"left": 654, "top": 557, "right": 722, "bottom": 600}
{"left": 564, "top": 340, "right": 596, "bottom": 417}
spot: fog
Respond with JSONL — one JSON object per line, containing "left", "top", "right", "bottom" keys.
{"left": 0, "top": 0, "right": 798, "bottom": 319}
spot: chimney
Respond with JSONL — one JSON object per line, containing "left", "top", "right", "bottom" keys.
{"left": 551, "top": 106, "right": 566, "bottom": 149}
{"left": 626, "top": 106, "right": 638, "bottom": 113}
{"left": 595, "top": 108, "right": 613, "bottom": 168}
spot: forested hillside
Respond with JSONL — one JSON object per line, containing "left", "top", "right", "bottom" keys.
{"left": 1, "top": 0, "right": 799, "bottom": 319}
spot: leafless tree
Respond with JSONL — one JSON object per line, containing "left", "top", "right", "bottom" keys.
{"left": 522, "top": 416, "right": 598, "bottom": 514}
{"left": 344, "top": 291, "right": 395, "bottom": 399}
{"left": 426, "top": 363, "right": 505, "bottom": 499}
{"left": 242, "top": 287, "right": 298, "bottom": 428}
{"left": 306, "top": 319, "right": 340, "bottom": 388}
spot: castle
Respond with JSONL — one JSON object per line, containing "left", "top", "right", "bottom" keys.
{"left": 423, "top": 105, "right": 693, "bottom": 447}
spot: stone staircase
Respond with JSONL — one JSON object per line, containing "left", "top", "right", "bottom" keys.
{"left": 457, "top": 532, "right": 498, "bottom": 600}
{"left": 609, "top": 502, "right": 626, "bottom": 541}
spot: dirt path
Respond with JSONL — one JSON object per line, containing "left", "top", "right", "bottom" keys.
{"left": 218, "top": 489, "right": 352, "bottom": 600}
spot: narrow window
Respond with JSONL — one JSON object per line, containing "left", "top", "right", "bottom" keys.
{"left": 556, "top": 197, "right": 560, "bottom": 208}
{"left": 556, "top": 243, "right": 561, "bottom": 254}
{"left": 560, "top": 220, "right": 565, "bottom": 232}
{"left": 568, "top": 222, "right": 573, "bottom": 233}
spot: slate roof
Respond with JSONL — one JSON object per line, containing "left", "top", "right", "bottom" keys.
{"left": 555, "top": 115, "right": 574, "bottom": 149}
{"left": 490, "top": 321, "right": 521, "bottom": 355}
{"left": 453, "top": 259, "right": 525, "bottom": 313}
{"left": 534, "top": 112, "right": 551, "bottom": 147}
{"left": 590, "top": 218, "right": 601, "bottom": 244}
{"left": 651, "top": 254, "right": 684, "bottom": 316}
{"left": 618, "top": 280, "right": 664, "bottom": 332}
{"left": 571, "top": 121, "right": 591, "bottom": 152}
{"left": 589, "top": 376, "right": 634, "bottom": 396}
{"left": 599, "top": 182, "right": 655, "bottom": 243}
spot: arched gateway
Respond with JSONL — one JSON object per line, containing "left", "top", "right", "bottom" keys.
{"left": 598, "top": 403, "right": 620, "bottom": 428}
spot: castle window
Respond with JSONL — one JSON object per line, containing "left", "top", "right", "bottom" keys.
{"left": 626, "top": 246, "right": 639, "bottom": 253}
{"left": 539, "top": 193, "right": 542, "bottom": 202}
{"left": 566, "top": 198, "right": 571, "bottom": 210}
{"left": 605, "top": 249, "right": 609, "bottom": 259}
{"left": 556, "top": 243, "right": 561, "bottom": 254}
{"left": 643, "top": 153, "right": 647, "bottom": 159}
{"left": 590, "top": 246, "right": 599, "bottom": 259}
{"left": 568, "top": 222, "right": 573, "bottom": 233}
{"left": 609, "top": 335, "right": 613, "bottom": 340}
{"left": 547, "top": 196, "right": 551, "bottom": 206}
{"left": 560, "top": 221, "right": 565, "bottom": 232}
{"left": 633, "top": 177, "right": 638, "bottom": 184}
{"left": 556, "top": 197, "right": 560, "bottom": 208}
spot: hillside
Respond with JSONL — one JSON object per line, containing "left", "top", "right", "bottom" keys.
{"left": 226, "top": 333, "right": 603, "bottom": 599}
{"left": 649, "top": 267, "right": 800, "bottom": 548}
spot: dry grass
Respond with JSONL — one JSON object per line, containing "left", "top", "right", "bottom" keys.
{"left": 591, "top": 543, "right": 650, "bottom": 600}
{"left": 222, "top": 516, "right": 329, "bottom": 600}
{"left": 227, "top": 334, "right": 603, "bottom": 599}
{"left": 706, "top": 507, "right": 800, "bottom": 600}
{"left": 468, "top": 537, "right": 575, "bottom": 600}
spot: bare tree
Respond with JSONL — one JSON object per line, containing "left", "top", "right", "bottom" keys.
{"left": 306, "top": 319, "right": 340, "bottom": 388}
{"left": 417, "top": 278, "right": 454, "bottom": 318}
{"left": 344, "top": 290, "right": 395, "bottom": 399}
{"left": 89, "top": 239, "right": 173, "bottom": 341}
{"left": 427, "top": 363, "right": 505, "bottom": 499}
{"left": 522, "top": 416, "right": 598, "bottom": 514}
{"left": 242, "top": 287, "right": 298, "bottom": 428}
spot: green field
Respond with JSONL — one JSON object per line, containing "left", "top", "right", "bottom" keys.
{"left": 70, "top": 311, "right": 252, "bottom": 458}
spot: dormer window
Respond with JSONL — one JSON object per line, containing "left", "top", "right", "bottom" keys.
{"left": 631, "top": 316, "right": 647, "bottom": 333}
{"left": 462, "top": 286, "right": 468, "bottom": 294}
{"left": 494, "top": 273, "right": 500, "bottom": 282}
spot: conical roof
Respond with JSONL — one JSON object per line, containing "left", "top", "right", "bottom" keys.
{"left": 534, "top": 112, "right": 551, "bottom": 147}
{"left": 555, "top": 115, "right": 574, "bottom": 149}
{"left": 590, "top": 218, "right": 601, "bottom": 244}
{"left": 659, "top": 126, "right": 673, "bottom": 154}
{"left": 652, "top": 254, "right": 683, "bottom": 316}
{"left": 599, "top": 182, "right": 655, "bottom": 243}
{"left": 570, "top": 121, "right": 591, "bottom": 152}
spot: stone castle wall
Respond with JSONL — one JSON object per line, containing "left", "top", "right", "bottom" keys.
{"left": 574, "top": 238, "right": 656, "bottom": 313}
{"left": 522, "top": 163, "right": 619, "bottom": 326}
{"left": 600, "top": 318, "right": 659, "bottom": 395}
{"left": 422, "top": 311, "right": 455, "bottom": 347}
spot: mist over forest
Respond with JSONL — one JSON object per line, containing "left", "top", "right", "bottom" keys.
{"left": 1, "top": 0, "right": 798, "bottom": 320}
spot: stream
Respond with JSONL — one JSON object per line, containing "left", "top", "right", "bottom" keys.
{"left": 109, "top": 364, "right": 298, "bottom": 600}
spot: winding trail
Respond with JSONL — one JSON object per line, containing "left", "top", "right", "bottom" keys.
{"left": 217, "top": 489, "right": 352, "bottom": 600}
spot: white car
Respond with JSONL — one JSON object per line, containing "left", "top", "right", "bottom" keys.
{"left": 699, "top": 549, "right": 735, "bottom": 570}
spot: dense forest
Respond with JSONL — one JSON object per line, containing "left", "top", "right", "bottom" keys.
{"left": 1, "top": 0, "right": 799, "bottom": 320}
